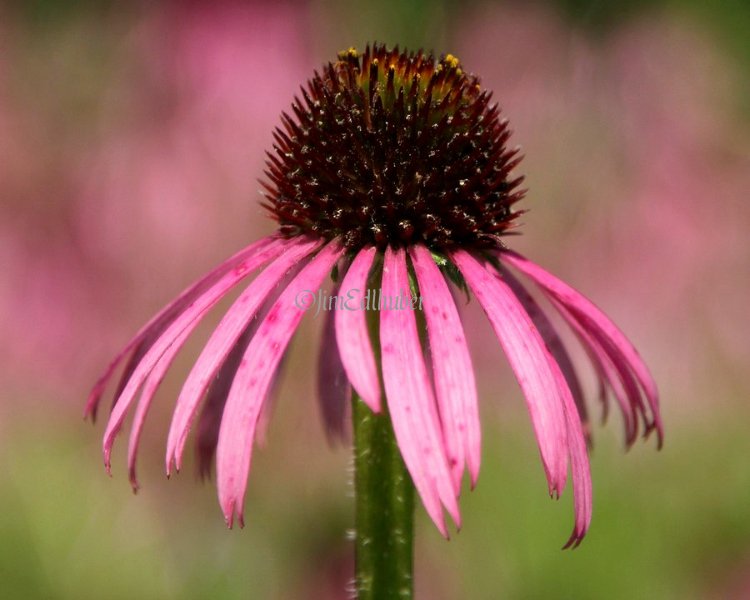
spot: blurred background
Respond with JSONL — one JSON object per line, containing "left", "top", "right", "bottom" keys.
{"left": 1, "top": 0, "right": 749, "bottom": 598}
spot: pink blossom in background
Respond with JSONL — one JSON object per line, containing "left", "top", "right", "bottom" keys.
{"left": 76, "top": 1, "right": 312, "bottom": 289}
{"left": 604, "top": 19, "right": 750, "bottom": 387}
{"left": 457, "top": 5, "right": 589, "bottom": 134}
{"left": 0, "top": 226, "right": 103, "bottom": 391}
{"left": 0, "top": 31, "right": 120, "bottom": 394}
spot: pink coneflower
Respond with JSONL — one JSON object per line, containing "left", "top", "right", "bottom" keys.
{"left": 87, "top": 44, "right": 662, "bottom": 557}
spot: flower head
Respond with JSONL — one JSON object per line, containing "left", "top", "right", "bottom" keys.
{"left": 265, "top": 44, "right": 524, "bottom": 251}
{"left": 87, "top": 43, "right": 662, "bottom": 548}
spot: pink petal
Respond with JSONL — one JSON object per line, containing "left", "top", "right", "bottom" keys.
{"left": 579, "top": 309, "right": 653, "bottom": 444}
{"left": 86, "top": 235, "right": 278, "bottom": 420}
{"left": 380, "top": 246, "right": 460, "bottom": 536}
{"left": 497, "top": 264, "right": 591, "bottom": 446}
{"left": 553, "top": 301, "right": 638, "bottom": 445}
{"left": 193, "top": 342, "right": 292, "bottom": 480}
{"left": 246, "top": 267, "right": 310, "bottom": 451}
{"left": 130, "top": 248, "right": 305, "bottom": 486}
{"left": 166, "top": 237, "right": 322, "bottom": 473}
{"left": 111, "top": 334, "right": 159, "bottom": 414}
{"left": 560, "top": 378, "right": 593, "bottom": 549}
{"left": 451, "top": 250, "right": 569, "bottom": 497}
{"left": 193, "top": 258, "right": 308, "bottom": 480}
{"left": 195, "top": 299, "right": 288, "bottom": 480}
{"left": 127, "top": 324, "right": 192, "bottom": 491}
{"left": 410, "top": 244, "right": 481, "bottom": 491}
{"left": 216, "top": 240, "right": 344, "bottom": 527}
{"left": 335, "top": 247, "right": 381, "bottom": 412}
{"left": 102, "top": 237, "right": 287, "bottom": 471}
{"left": 254, "top": 346, "right": 290, "bottom": 449}
{"left": 501, "top": 250, "right": 663, "bottom": 446}
{"left": 317, "top": 277, "right": 351, "bottom": 444}
{"left": 194, "top": 327, "right": 248, "bottom": 480}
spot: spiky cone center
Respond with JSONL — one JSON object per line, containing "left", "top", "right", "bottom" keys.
{"left": 263, "top": 43, "right": 527, "bottom": 252}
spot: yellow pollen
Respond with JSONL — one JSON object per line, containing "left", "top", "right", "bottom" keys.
{"left": 444, "top": 53, "right": 460, "bottom": 69}
{"left": 338, "top": 47, "right": 359, "bottom": 59}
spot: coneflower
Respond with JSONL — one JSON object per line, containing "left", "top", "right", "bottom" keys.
{"left": 87, "top": 44, "right": 662, "bottom": 598}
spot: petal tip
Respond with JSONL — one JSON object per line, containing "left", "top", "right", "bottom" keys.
{"left": 103, "top": 448, "right": 113, "bottom": 476}
{"left": 128, "top": 470, "right": 140, "bottom": 493}
{"left": 562, "top": 528, "right": 587, "bottom": 550}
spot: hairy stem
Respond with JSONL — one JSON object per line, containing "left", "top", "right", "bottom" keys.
{"left": 352, "top": 393, "right": 415, "bottom": 599}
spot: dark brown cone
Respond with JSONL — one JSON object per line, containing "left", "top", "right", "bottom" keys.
{"left": 264, "top": 43, "right": 526, "bottom": 252}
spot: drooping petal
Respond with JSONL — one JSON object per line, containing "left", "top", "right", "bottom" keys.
{"left": 553, "top": 301, "right": 638, "bottom": 445}
{"left": 195, "top": 315, "right": 287, "bottom": 479}
{"left": 451, "top": 250, "right": 569, "bottom": 496}
{"left": 194, "top": 324, "right": 249, "bottom": 480}
{"left": 380, "top": 247, "right": 460, "bottom": 536}
{"left": 111, "top": 334, "right": 160, "bottom": 415}
{"left": 131, "top": 255, "right": 305, "bottom": 487}
{"left": 335, "top": 246, "right": 381, "bottom": 412}
{"left": 593, "top": 360, "right": 610, "bottom": 424}
{"left": 166, "top": 237, "right": 322, "bottom": 473}
{"left": 254, "top": 345, "right": 290, "bottom": 449}
{"left": 560, "top": 381, "right": 593, "bottom": 549}
{"left": 193, "top": 258, "right": 308, "bottom": 480}
{"left": 127, "top": 324, "right": 192, "bottom": 490}
{"left": 317, "top": 276, "right": 351, "bottom": 443}
{"left": 410, "top": 244, "right": 481, "bottom": 490}
{"left": 573, "top": 307, "right": 651, "bottom": 432}
{"left": 216, "top": 240, "right": 344, "bottom": 527}
{"left": 102, "top": 238, "right": 287, "bottom": 470}
{"left": 335, "top": 246, "right": 381, "bottom": 413}
{"left": 497, "top": 264, "right": 591, "bottom": 446}
{"left": 86, "top": 235, "right": 278, "bottom": 420}
{"left": 501, "top": 250, "right": 663, "bottom": 446}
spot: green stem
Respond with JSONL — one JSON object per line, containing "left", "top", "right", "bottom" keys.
{"left": 353, "top": 393, "right": 415, "bottom": 599}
